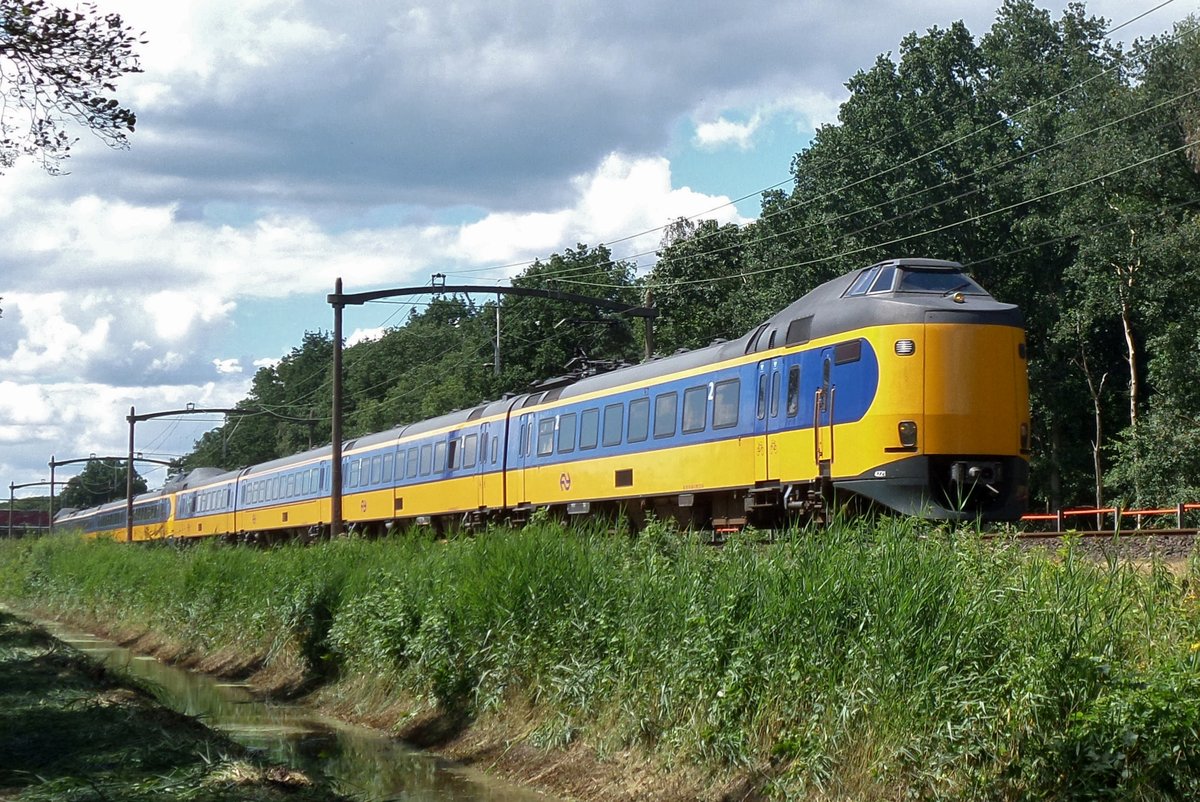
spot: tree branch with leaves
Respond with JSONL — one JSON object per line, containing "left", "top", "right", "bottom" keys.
{"left": 0, "top": 0, "right": 142, "bottom": 173}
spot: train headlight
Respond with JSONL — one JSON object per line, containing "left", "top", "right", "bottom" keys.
{"left": 898, "top": 420, "right": 918, "bottom": 448}
{"left": 894, "top": 339, "right": 916, "bottom": 356}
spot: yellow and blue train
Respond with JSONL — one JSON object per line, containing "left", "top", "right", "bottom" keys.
{"left": 57, "top": 258, "right": 1031, "bottom": 540}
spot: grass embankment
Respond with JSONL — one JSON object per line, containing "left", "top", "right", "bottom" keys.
{"left": 2, "top": 520, "right": 1199, "bottom": 800}
{"left": 0, "top": 610, "right": 347, "bottom": 802}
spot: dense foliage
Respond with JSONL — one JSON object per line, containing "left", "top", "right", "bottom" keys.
{"left": 181, "top": 1, "right": 1200, "bottom": 511}
{"left": 2, "top": 522, "right": 1198, "bottom": 799}
{"left": 55, "top": 457, "right": 146, "bottom": 509}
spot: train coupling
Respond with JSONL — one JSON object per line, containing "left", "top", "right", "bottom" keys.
{"left": 950, "top": 460, "right": 1003, "bottom": 495}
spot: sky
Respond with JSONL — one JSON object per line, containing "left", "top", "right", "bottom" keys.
{"left": 0, "top": 0, "right": 1192, "bottom": 497}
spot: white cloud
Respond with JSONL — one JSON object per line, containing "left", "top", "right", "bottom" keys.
{"left": 694, "top": 114, "right": 764, "bottom": 151}
{"left": 346, "top": 328, "right": 385, "bottom": 348}
{"left": 213, "top": 358, "right": 243, "bottom": 374}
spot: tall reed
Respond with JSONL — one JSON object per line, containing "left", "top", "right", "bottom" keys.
{"left": 2, "top": 520, "right": 1197, "bottom": 799}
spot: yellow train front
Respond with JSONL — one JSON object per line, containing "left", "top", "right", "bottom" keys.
{"left": 509, "top": 257, "right": 1030, "bottom": 524}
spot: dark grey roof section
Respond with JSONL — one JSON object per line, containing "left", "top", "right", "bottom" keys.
{"left": 746, "top": 258, "right": 1023, "bottom": 354}
{"left": 519, "top": 258, "right": 1022, "bottom": 405}
{"left": 163, "top": 467, "right": 235, "bottom": 492}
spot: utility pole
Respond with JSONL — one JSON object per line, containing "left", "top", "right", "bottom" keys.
{"left": 330, "top": 277, "right": 344, "bottom": 537}
{"left": 494, "top": 302, "right": 501, "bottom": 376}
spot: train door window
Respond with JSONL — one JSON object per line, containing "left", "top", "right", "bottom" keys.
{"left": 770, "top": 371, "right": 781, "bottom": 418}
{"left": 786, "top": 366, "right": 801, "bottom": 416}
{"left": 756, "top": 373, "right": 767, "bottom": 420}
{"left": 434, "top": 441, "right": 447, "bottom": 472}
{"left": 602, "top": 403, "right": 624, "bottom": 447}
{"left": 381, "top": 453, "right": 393, "bottom": 483}
{"left": 579, "top": 408, "right": 600, "bottom": 450}
{"left": 628, "top": 397, "right": 650, "bottom": 443}
{"left": 464, "top": 434, "right": 478, "bottom": 468}
{"left": 406, "top": 447, "right": 419, "bottom": 479}
{"left": 419, "top": 444, "right": 433, "bottom": 476}
{"left": 480, "top": 432, "right": 489, "bottom": 463}
{"left": 713, "top": 379, "right": 740, "bottom": 429}
{"left": 654, "top": 392, "right": 677, "bottom": 438}
{"left": 518, "top": 420, "right": 527, "bottom": 456}
{"left": 449, "top": 438, "right": 461, "bottom": 470}
{"left": 526, "top": 419, "right": 536, "bottom": 458}
{"left": 371, "top": 455, "right": 383, "bottom": 484}
{"left": 682, "top": 386, "right": 708, "bottom": 433}
{"left": 537, "top": 418, "right": 556, "bottom": 456}
{"left": 868, "top": 266, "right": 896, "bottom": 294}
{"left": 558, "top": 412, "right": 577, "bottom": 453}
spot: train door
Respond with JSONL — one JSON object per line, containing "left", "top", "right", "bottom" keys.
{"left": 514, "top": 412, "right": 533, "bottom": 504}
{"left": 755, "top": 358, "right": 784, "bottom": 482}
{"left": 475, "top": 422, "right": 491, "bottom": 510}
{"left": 815, "top": 348, "right": 835, "bottom": 477}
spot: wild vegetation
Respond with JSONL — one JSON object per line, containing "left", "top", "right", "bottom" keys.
{"left": 2, "top": 521, "right": 1198, "bottom": 799}
{"left": 168, "top": 1, "right": 1200, "bottom": 514}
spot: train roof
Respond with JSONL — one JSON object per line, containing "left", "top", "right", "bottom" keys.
{"left": 529, "top": 258, "right": 1020, "bottom": 402}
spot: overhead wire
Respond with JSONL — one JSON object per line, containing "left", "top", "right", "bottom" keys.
{"left": 553, "top": 136, "right": 1199, "bottom": 291}
{"left": 436, "top": 0, "right": 1186, "bottom": 288}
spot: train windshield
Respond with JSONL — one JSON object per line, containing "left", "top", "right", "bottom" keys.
{"left": 896, "top": 269, "right": 988, "bottom": 295}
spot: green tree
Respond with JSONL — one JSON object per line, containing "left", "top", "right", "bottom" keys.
{"left": 500, "top": 244, "right": 642, "bottom": 386}
{"left": 57, "top": 458, "right": 146, "bottom": 509}
{"left": 1, "top": 0, "right": 142, "bottom": 173}
{"left": 649, "top": 218, "right": 751, "bottom": 353}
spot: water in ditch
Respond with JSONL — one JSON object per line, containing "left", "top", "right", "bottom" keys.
{"left": 44, "top": 624, "right": 555, "bottom": 802}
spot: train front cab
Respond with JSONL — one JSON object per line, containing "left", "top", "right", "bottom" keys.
{"left": 835, "top": 270, "right": 1030, "bottom": 520}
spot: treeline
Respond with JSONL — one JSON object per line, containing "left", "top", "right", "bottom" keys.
{"left": 183, "top": 1, "right": 1200, "bottom": 511}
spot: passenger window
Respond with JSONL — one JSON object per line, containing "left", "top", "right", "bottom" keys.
{"left": 381, "top": 453, "right": 393, "bottom": 483}
{"left": 787, "top": 366, "right": 801, "bottom": 416}
{"left": 449, "top": 438, "right": 461, "bottom": 470}
{"left": 653, "top": 392, "right": 677, "bottom": 438}
{"left": 602, "top": 403, "right": 624, "bottom": 447}
{"left": 464, "top": 434, "right": 478, "bottom": 468}
{"left": 419, "top": 444, "right": 433, "bottom": 476}
{"left": 558, "top": 412, "right": 577, "bottom": 453}
{"left": 434, "top": 441, "right": 447, "bottom": 472}
{"left": 537, "top": 418, "right": 556, "bottom": 456}
{"left": 770, "top": 371, "right": 781, "bottom": 418}
{"left": 371, "top": 455, "right": 383, "bottom": 484}
{"left": 628, "top": 398, "right": 649, "bottom": 443}
{"left": 682, "top": 386, "right": 707, "bottom": 433}
{"left": 579, "top": 408, "right": 599, "bottom": 450}
{"left": 406, "top": 447, "right": 419, "bottom": 479}
{"left": 713, "top": 379, "right": 740, "bottom": 429}
{"left": 834, "top": 340, "right": 862, "bottom": 365}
